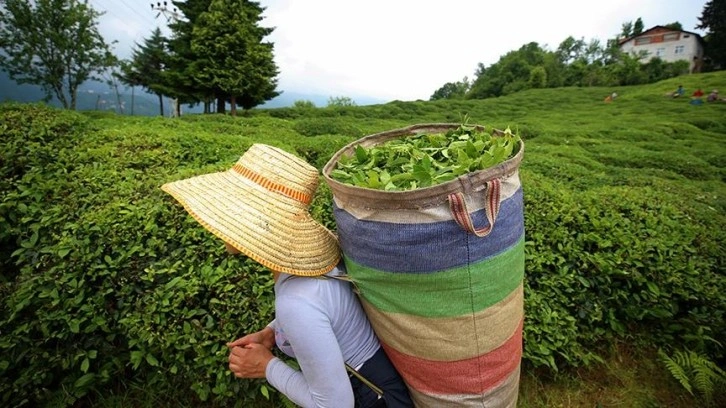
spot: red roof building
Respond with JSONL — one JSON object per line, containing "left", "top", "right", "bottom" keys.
{"left": 619, "top": 26, "right": 705, "bottom": 73}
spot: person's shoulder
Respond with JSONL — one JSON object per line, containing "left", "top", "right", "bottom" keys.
{"left": 275, "top": 278, "right": 329, "bottom": 324}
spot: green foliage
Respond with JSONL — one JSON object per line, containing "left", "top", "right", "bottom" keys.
{"left": 430, "top": 77, "right": 470, "bottom": 100}
{"left": 292, "top": 117, "right": 364, "bottom": 138}
{"left": 0, "top": 104, "right": 318, "bottom": 406}
{"left": 330, "top": 125, "right": 521, "bottom": 191}
{"left": 117, "top": 28, "right": 170, "bottom": 117}
{"left": 663, "top": 22, "right": 684, "bottom": 31}
{"left": 327, "top": 96, "right": 357, "bottom": 107}
{"left": 658, "top": 349, "right": 726, "bottom": 405}
{"left": 459, "top": 28, "right": 698, "bottom": 101}
{"left": 0, "top": 0, "right": 116, "bottom": 110}
{"left": 164, "top": 0, "right": 212, "bottom": 107}
{"left": 1, "top": 72, "right": 725, "bottom": 406}
{"left": 697, "top": 0, "right": 726, "bottom": 69}
{"left": 292, "top": 100, "right": 316, "bottom": 109}
{"left": 190, "top": 0, "right": 279, "bottom": 115}
{"left": 528, "top": 67, "right": 547, "bottom": 89}
{"left": 468, "top": 42, "right": 549, "bottom": 98}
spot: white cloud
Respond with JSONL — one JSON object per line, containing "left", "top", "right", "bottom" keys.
{"left": 95, "top": 0, "right": 709, "bottom": 102}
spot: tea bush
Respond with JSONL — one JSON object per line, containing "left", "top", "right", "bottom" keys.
{"left": 0, "top": 104, "right": 337, "bottom": 407}
{"left": 1, "top": 72, "right": 725, "bottom": 406}
{"left": 292, "top": 117, "right": 364, "bottom": 138}
{"left": 522, "top": 171, "right": 725, "bottom": 370}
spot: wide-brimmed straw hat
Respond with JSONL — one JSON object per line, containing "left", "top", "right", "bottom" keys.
{"left": 161, "top": 144, "right": 340, "bottom": 276}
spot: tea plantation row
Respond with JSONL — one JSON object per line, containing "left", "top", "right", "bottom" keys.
{"left": 1, "top": 73, "right": 725, "bottom": 406}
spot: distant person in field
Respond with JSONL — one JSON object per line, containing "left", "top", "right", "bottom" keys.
{"left": 690, "top": 88, "right": 705, "bottom": 105}
{"left": 707, "top": 89, "right": 723, "bottom": 102}
{"left": 671, "top": 85, "right": 685, "bottom": 98}
{"left": 604, "top": 92, "right": 617, "bottom": 103}
{"left": 161, "top": 144, "right": 413, "bottom": 408}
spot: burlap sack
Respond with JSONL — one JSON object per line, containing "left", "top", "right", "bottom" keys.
{"left": 323, "top": 124, "right": 525, "bottom": 407}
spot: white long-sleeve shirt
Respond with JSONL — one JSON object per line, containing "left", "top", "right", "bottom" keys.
{"left": 265, "top": 266, "right": 380, "bottom": 408}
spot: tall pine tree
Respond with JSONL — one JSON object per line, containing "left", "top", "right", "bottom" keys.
{"left": 697, "top": 0, "right": 726, "bottom": 69}
{"left": 190, "top": 0, "right": 279, "bottom": 115}
{"left": 167, "top": 0, "right": 214, "bottom": 113}
{"left": 118, "top": 27, "right": 170, "bottom": 116}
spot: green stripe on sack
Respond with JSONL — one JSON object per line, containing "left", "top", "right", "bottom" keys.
{"left": 344, "top": 237, "right": 525, "bottom": 318}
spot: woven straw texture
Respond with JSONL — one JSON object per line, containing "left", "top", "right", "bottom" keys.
{"left": 323, "top": 124, "right": 525, "bottom": 407}
{"left": 162, "top": 144, "right": 340, "bottom": 276}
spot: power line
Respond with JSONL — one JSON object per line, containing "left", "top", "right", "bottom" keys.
{"left": 118, "top": 0, "right": 161, "bottom": 27}
{"left": 92, "top": 0, "right": 157, "bottom": 28}
{"left": 88, "top": 0, "right": 129, "bottom": 23}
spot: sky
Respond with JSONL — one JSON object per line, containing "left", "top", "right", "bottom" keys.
{"left": 90, "top": 0, "right": 710, "bottom": 103}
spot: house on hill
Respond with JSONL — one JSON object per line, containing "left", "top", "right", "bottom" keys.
{"left": 619, "top": 26, "right": 705, "bottom": 73}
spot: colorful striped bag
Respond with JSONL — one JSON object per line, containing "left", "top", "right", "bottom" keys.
{"left": 323, "top": 124, "right": 525, "bottom": 407}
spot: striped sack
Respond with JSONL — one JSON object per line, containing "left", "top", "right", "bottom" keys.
{"left": 323, "top": 124, "right": 525, "bottom": 407}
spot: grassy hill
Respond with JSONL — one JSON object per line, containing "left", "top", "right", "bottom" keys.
{"left": 1, "top": 71, "right": 725, "bottom": 407}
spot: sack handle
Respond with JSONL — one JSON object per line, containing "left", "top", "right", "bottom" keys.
{"left": 448, "top": 179, "right": 501, "bottom": 237}
{"left": 311, "top": 273, "right": 360, "bottom": 296}
{"left": 345, "top": 363, "right": 385, "bottom": 398}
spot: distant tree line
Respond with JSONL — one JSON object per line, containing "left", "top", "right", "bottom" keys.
{"left": 0, "top": 0, "right": 116, "bottom": 110}
{"left": 0, "top": 0, "right": 279, "bottom": 116}
{"left": 432, "top": 1, "right": 726, "bottom": 101}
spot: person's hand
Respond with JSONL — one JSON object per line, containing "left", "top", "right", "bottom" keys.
{"left": 228, "top": 343, "right": 275, "bottom": 379}
{"left": 224, "top": 242, "right": 241, "bottom": 254}
{"left": 226, "top": 326, "right": 275, "bottom": 350}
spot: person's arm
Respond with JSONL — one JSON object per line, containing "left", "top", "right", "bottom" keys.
{"left": 227, "top": 324, "right": 275, "bottom": 350}
{"left": 266, "top": 294, "right": 354, "bottom": 408}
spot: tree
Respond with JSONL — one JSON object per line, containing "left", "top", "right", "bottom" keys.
{"left": 556, "top": 36, "right": 586, "bottom": 64}
{"left": 583, "top": 39, "right": 604, "bottom": 64}
{"left": 697, "top": 0, "right": 726, "bottom": 69}
{"left": 620, "top": 21, "right": 634, "bottom": 39}
{"left": 327, "top": 96, "right": 357, "bottom": 107}
{"left": 190, "top": 0, "right": 279, "bottom": 116}
{"left": 467, "top": 42, "right": 549, "bottom": 99}
{"left": 0, "top": 0, "right": 116, "bottom": 110}
{"left": 293, "top": 100, "right": 316, "bottom": 109}
{"left": 528, "top": 66, "right": 547, "bottom": 89}
{"left": 610, "top": 52, "right": 647, "bottom": 85}
{"left": 663, "top": 22, "right": 684, "bottom": 31}
{"left": 168, "top": 0, "right": 214, "bottom": 113}
{"left": 118, "top": 28, "right": 170, "bottom": 116}
{"left": 430, "top": 77, "right": 470, "bottom": 100}
{"left": 633, "top": 18, "right": 645, "bottom": 35}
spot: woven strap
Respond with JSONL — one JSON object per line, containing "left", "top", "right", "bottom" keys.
{"left": 448, "top": 179, "right": 501, "bottom": 237}
{"left": 313, "top": 273, "right": 360, "bottom": 295}
{"left": 345, "top": 363, "right": 384, "bottom": 397}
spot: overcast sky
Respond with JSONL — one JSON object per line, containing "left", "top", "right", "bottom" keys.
{"left": 90, "top": 0, "right": 709, "bottom": 102}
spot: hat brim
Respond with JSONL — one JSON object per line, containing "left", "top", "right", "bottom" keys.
{"left": 162, "top": 168, "right": 340, "bottom": 276}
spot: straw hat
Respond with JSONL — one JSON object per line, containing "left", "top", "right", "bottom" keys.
{"left": 161, "top": 144, "right": 340, "bottom": 276}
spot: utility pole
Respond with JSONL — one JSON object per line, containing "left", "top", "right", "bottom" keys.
{"left": 150, "top": 1, "right": 182, "bottom": 24}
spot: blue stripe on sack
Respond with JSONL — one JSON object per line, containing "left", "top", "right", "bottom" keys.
{"left": 334, "top": 188, "right": 524, "bottom": 273}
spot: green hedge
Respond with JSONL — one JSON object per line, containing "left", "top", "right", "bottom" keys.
{"left": 521, "top": 171, "right": 725, "bottom": 369}
{"left": 1, "top": 103, "right": 724, "bottom": 406}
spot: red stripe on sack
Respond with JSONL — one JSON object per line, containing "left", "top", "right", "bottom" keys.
{"left": 383, "top": 319, "right": 523, "bottom": 395}
{"left": 232, "top": 164, "right": 312, "bottom": 204}
{"left": 449, "top": 193, "right": 472, "bottom": 233}
{"left": 489, "top": 180, "right": 501, "bottom": 219}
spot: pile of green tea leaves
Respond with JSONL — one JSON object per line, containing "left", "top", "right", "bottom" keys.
{"left": 330, "top": 125, "right": 521, "bottom": 191}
